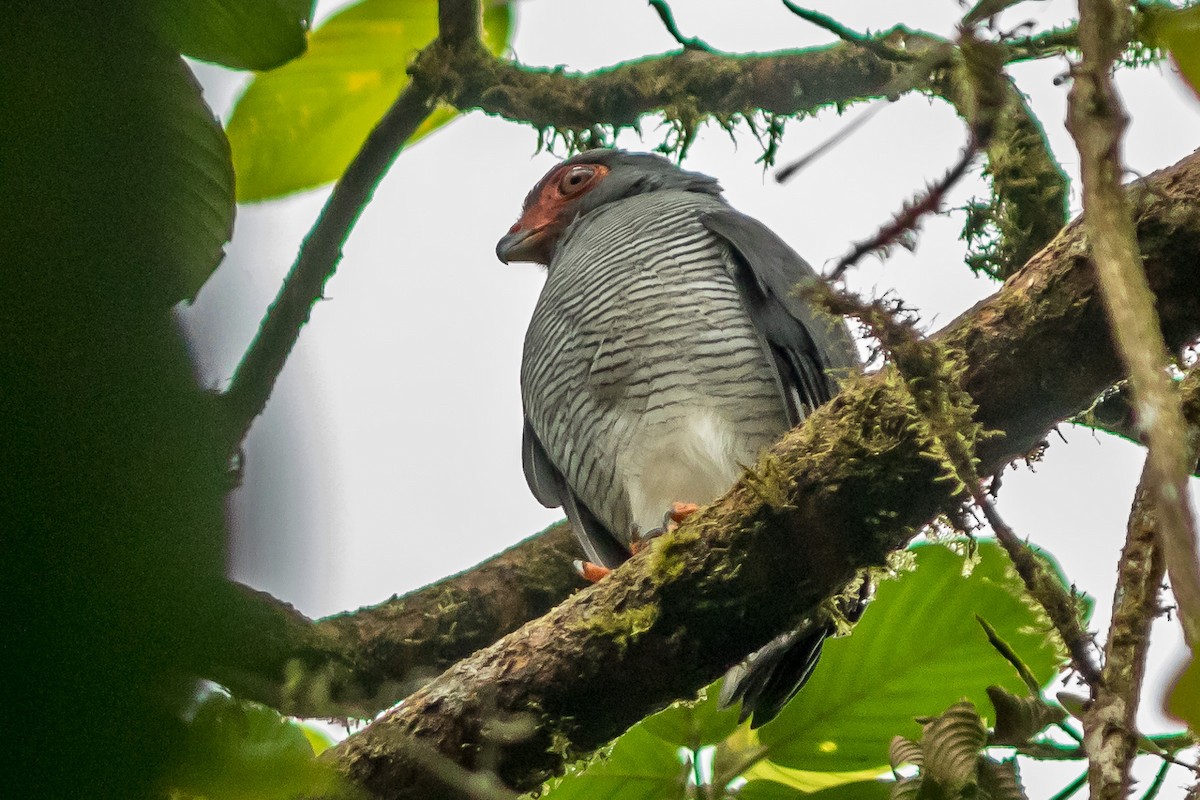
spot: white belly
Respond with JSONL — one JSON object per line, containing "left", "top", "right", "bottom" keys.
{"left": 617, "top": 406, "right": 749, "bottom": 534}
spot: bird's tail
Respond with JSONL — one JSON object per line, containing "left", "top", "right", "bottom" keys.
{"left": 718, "top": 585, "right": 869, "bottom": 729}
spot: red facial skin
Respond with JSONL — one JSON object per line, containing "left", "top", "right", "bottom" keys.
{"left": 496, "top": 162, "right": 611, "bottom": 265}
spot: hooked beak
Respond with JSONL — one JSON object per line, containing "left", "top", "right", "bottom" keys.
{"left": 495, "top": 226, "right": 547, "bottom": 264}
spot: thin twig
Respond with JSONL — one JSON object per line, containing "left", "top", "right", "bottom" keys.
{"left": 1142, "top": 760, "right": 1172, "bottom": 800}
{"left": 781, "top": 1, "right": 916, "bottom": 61}
{"left": 1082, "top": 371, "right": 1200, "bottom": 797}
{"left": 1085, "top": 456, "right": 1168, "bottom": 799}
{"left": 221, "top": 71, "right": 437, "bottom": 451}
{"left": 775, "top": 103, "right": 885, "bottom": 183}
{"left": 828, "top": 135, "right": 981, "bottom": 281}
{"left": 648, "top": 0, "right": 714, "bottom": 52}
{"left": 1089, "top": 455, "right": 1171, "bottom": 800}
{"left": 1006, "top": 24, "right": 1080, "bottom": 61}
{"left": 1067, "top": 0, "right": 1200, "bottom": 650}
{"left": 975, "top": 491, "right": 1104, "bottom": 685}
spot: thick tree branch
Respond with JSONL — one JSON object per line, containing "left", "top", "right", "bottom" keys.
{"left": 321, "top": 151, "right": 1200, "bottom": 800}
{"left": 1084, "top": 370, "right": 1200, "bottom": 799}
{"left": 1086, "top": 460, "right": 1168, "bottom": 799}
{"left": 200, "top": 523, "right": 583, "bottom": 717}
{"left": 1068, "top": 0, "right": 1200, "bottom": 654}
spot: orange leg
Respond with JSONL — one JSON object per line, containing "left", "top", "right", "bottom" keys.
{"left": 577, "top": 503, "right": 702, "bottom": 581}
{"left": 573, "top": 559, "right": 611, "bottom": 583}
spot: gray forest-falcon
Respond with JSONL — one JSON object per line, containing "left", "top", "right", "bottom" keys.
{"left": 497, "top": 149, "right": 861, "bottom": 727}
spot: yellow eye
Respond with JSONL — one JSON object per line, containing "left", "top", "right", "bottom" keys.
{"left": 558, "top": 165, "right": 596, "bottom": 195}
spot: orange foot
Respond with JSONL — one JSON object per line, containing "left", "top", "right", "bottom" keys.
{"left": 667, "top": 502, "right": 699, "bottom": 528}
{"left": 573, "top": 559, "right": 611, "bottom": 583}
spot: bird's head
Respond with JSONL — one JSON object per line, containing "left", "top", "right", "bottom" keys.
{"left": 495, "top": 149, "right": 722, "bottom": 265}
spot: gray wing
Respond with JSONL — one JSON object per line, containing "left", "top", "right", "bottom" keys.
{"left": 522, "top": 420, "right": 629, "bottom": 569}
{"left": 700, "top": 209, "right": 859, "bottom": 424}
{"left": 701, "top": 208, "right": 865, "bottom": 728}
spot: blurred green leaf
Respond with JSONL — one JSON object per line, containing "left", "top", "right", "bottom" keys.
{"left": 1166, "top": 648, "right": 1200, "bottom": 732}
{"left": 171, "top": 694, "right": 340, "bottom": 800}
{"left": 1145, "top": 4, "right": 1200, "bottom": 99}
{"left": 739, "top": 778, "right": 892, "bottom": 800}
{"left": 227, "top": 0, "right": 512, "bottom": 201}
{"left": 149, "top": 0, "right": 315, "bottom": 70}
{"left": 752, "top": 542, "right": 1070, "bottom": 773}
{"left": 297, "top": 721, "right": 336, "bottom": 755}
{"left": 641, "top": 683, "right": 741, "bottom": 749}
{"left": 538, "top": 725, "right": 686, "bottom": 800}
{"left": 154, "top": 55, "right": 237, "bottom": 300}
{"left": 743, "top": 760, "right": 891, "bottom": 793}
{"left": 5, "top": 9, "right": 234, "bottom": 794}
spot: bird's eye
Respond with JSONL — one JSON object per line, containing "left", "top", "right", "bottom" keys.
{"left": 558, "top": 166, "right": 596, "bottom": 195}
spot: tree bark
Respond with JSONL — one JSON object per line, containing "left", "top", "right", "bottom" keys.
{"left": 321, "top": 151, "right": 1200, "bottom": 799}
{"left": 200, "top": 523, "right": 583, "bottom": 717}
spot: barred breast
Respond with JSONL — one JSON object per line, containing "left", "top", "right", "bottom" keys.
{"left": 521, "top": 190, "right": 790, "bottom": 544}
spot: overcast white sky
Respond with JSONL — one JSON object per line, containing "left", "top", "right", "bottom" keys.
{"left": 183, "top": 0, "right": 1200, "bottom": 794}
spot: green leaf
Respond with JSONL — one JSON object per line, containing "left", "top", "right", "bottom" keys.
{"left": 743, "top": 760, "right": 891, "bottom": 793}
{"left": 739, "top": 778, "right": 893, "bottom": 800}
{"left": 920, "top": 701, "right": 986, "bottom": 793}
{"left": 47, "top": 25, "right": 235, "bottom": 303}
{"left": 538, "top": 725, "right": 687, "bottom": 800}
{"left": 641, "top": 683, "right": 742, "bottom": 749}
{"left": 1150, "top": 5, "right": 1200, "bottom": 100}
{"left": 986, "top": 685, "right": 1065, "bottom": 745}
{"left": 171, "top": 694, "right": 340, "bottom": 800}
{"left": 227, "top": 0, "right": 512, "bottom": 201}
{"left": 149, "top": 0, "right": 315, "bottom": 70}
{"left": 976, "top": 757, "right": 1027, "bottom": 800}
{"left": 754, "top": 542, "right": 1069, "bottom": 773}
{"left": 1169, "top": 647, "right": 1200, "bottom": 733}
{"left": 155, "top": 55, "right": 237, "bottom": 300}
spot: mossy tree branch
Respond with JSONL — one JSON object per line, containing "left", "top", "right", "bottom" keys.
{"left": 318, "top": 151, "right": 1200, "bottom": 800}
{"left": 198, "top": 523, "right": 583, "bottom": 718}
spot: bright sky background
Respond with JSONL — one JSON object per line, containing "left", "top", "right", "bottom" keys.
{"left": 183, "top": 0, "right": 1200, "bottom": 794}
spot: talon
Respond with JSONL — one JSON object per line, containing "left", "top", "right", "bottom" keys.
{"left": 574, "top": 559, "right": 611, "bottom": 583}
{"left": 630, "top": 526, "right": 666, "bottom": 554}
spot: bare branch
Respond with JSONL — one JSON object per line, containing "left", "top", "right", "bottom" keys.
{"left": 1085, "top": 459, "right": 1168, "bottom": 799}
{"left": 318, "top": 152, "right": 1200, "bottom": 800}
{"left": 1067, "top": 0, "right": 1200, "bottom": 651}
{"left": 439, "top": 0, "right": 481, "bottom": 49}
{"left": 1084, "top": 370, "right": 1200, "bottom": 799}
{"left": 221, "top": 80, "right": 438, "bottom": 452}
